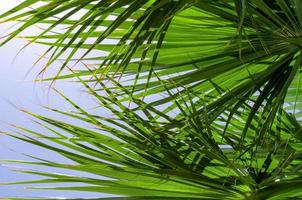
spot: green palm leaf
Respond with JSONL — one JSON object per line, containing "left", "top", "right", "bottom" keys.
{"left": 2, "top": 0, "right": 302, "bottom": 131}
{"left": 2, "top": 0, "right": 302, "bottom": 199}
{"left": 2, "top": 76, "right": 302, "bottom": 199}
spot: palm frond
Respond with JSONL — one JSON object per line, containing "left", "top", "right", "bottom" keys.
{"left": 2, "top": 0, "right": 302, "bottom": 132}
{"left": 2, "top": 76, "right": 302, "bottom": 199}
{"left": 2, "top": 1, "right": 302, "bottom": 199}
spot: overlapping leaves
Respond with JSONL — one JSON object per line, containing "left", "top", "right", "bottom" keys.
{"left": 2, "top": 0, "right": 302, "bottom": 199}
{"left": 3, "top": 76, "right": 302, "bottom": 199}
{"left": 1, "top": 0, "right": 302, "bottom": 131}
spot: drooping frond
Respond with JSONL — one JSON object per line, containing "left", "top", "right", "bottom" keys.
{"left": 1, "top": 0, "right": 302, "bottom": 134}
{"left": 2, "top": 1, "right": 302, "bottom": 199}
{"left": 3, "top": 76, "right": 302, "bottom": 199}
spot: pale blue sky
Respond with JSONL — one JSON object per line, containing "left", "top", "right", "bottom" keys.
{"left": 0, "top": 2, "right": 106, "bottom": 198}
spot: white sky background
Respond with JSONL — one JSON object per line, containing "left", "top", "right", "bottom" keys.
{"left": 0, "top": 1, "right": 106, "bottom": 198}
{"left": 0, "top": 1, "right": 18, "bottom": 11}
